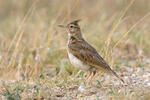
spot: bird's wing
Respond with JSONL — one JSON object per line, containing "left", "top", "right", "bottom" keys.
{"left": 68, "top": 39, "right": 112, "bottom": 72}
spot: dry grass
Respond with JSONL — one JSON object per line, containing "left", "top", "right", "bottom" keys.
{"left": 0, "top": 0, "right": 150, "bottom": 100}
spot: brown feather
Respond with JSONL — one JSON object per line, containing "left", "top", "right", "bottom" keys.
{"left": 68, "top": 36, "right": 124, "bottom": 83}
{"left": 62, "top": 19, "right": 124, "bottom": 83}
{"left": 68, "top": 36, "right": 110, "bottom": 71}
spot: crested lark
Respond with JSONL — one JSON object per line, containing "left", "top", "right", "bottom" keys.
{"left": 59, "top": 19, "right": 124, "bottom": 83}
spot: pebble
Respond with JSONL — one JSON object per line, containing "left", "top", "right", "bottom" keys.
{"left": 78, "top": 82, "right": 86, "bottom": 92}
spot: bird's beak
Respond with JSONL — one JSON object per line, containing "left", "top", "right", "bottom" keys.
{"left": 58, "top": 24, "right": 66, "bottom": 28}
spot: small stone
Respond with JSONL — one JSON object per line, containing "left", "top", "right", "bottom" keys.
{"left": 147, "top": 83, "right": 150, "bottom": 86}
{"left": 78, "top": 82, "right": 86, "bottom": 92}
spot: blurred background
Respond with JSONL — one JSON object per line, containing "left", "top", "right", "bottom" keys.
{"left": 0, "top": 0, "right": 150, "bottom": 70}
{"left": 0, "top": 0, "right": 150, "bottom": 99}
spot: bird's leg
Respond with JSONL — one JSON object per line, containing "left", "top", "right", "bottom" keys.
{"left": 86, "top": 70, "right": 91, "bottom": 80}
{"left": 89, "top": 71, "right": 96, "bottom": 82}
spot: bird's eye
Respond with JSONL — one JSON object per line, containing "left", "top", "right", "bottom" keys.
{"left": 70, "top": 25, "right": 74, "bottom": 28}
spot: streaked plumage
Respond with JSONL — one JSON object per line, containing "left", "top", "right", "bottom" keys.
{"left": 59, "top": 19, "right": 124, "bottom": 83}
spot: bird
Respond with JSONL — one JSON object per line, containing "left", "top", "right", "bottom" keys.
{"left": 58, "top": 19, "right": 124, "bottom": 83}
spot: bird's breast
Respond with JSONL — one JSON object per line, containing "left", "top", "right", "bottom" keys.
{"left": 67, "top": 47, "right": 90, "bottom": 71}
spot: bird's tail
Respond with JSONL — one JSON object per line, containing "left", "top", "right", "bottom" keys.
{"left": 109, "top": 68, "right": 125, "bottom": 83}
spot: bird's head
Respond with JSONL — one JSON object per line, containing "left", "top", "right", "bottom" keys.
{"left": 58, "top": 19, "right": 81, "bottom": 36}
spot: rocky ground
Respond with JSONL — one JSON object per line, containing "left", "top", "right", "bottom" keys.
{"left": 0, "top": 63, "right": 150, "bottom": 100}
